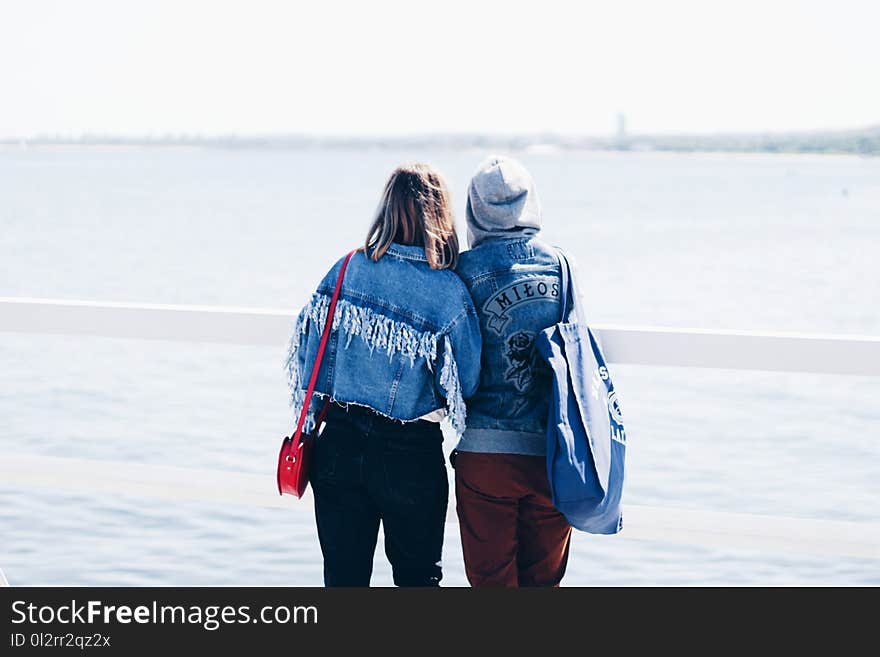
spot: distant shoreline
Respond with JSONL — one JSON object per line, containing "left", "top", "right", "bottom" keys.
{"left": 2, "top": 126, "right": 878, "bottom": 156}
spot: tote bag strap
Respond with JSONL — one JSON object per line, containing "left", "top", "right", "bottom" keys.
{"left": 555, "top": 248, "right": 586, "bottom": 326}
{"left": 293, "top": 250, "right": 356, "bottom": 445}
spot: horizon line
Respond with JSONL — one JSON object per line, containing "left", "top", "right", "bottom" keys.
{"left": 2, "top": 123, "right": 879, "bottom": 143}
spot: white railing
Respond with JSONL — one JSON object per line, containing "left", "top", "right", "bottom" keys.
{"left": 2, "top": 297, "right": 879, "bottom": 375}
{"left": 1, "top": 296, "right": 879, "bottom": 561}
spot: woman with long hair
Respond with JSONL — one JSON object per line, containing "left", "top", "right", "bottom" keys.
{"left": 286, "top": 163, "right": 481, "bottom": 587}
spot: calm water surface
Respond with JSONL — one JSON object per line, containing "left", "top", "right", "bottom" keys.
{"left": 1, "top": 147, "right": 878, "bottom": 584}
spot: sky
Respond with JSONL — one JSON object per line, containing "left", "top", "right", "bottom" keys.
{"left": 1, "top": 0, "right": 878, "bottom": 138}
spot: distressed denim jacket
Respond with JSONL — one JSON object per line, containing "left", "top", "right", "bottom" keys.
{"left": 286, "top": 243, "right": 482, "bottom": 434}
{"left": 454, "top": 236, "right": 563, "bottom": 455}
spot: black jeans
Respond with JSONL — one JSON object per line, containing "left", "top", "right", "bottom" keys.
{"left": 311, "top": 402, "right": 448, "bottom": 587}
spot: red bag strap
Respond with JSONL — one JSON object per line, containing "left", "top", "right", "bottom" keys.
{"left": 293, "top": 250, "right": 356, "bottom": 443}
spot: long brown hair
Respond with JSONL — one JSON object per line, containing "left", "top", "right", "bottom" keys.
{"left": 364, "top": 163, "right": 459, "bottom": 270}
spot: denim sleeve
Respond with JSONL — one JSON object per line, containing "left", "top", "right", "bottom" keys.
{"left": 285, "top": 302, "right": 315, "bottom": 431}
{"left": 285, "top": 258, "right": 345, "bottom": 432}
{"left": 450, "top": 306, "right": 482, "bottom": 399}
{"left": 435, "top": 301, "right": 482, "bottom": 434}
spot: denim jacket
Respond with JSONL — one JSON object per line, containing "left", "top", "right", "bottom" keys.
{"left": 454, "top": 236, "right": 562, "bottom": 455}
{"left": 286, "top": 243, "right": 482, "bottom": 434}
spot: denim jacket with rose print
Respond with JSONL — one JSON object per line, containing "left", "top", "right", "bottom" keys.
{"left": 286, "top": 243, "right": 482, "bottom": 435}
{"left": 454, "top": 236, "right": 563, "bottom": 455}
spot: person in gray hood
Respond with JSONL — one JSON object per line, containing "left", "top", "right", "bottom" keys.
{"left": 465, "top": 155, "right": 542, "bottom": 248}
{"left": 453, "top": 155, "right": 573, "bottom": 587}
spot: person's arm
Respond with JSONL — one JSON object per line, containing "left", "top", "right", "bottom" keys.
{"left": 285, "top": 255, "right": 347, "bottom": 430}
{"left": 436, "top": 300, "right": 482, "bottom": 434}
{"left": 285, "top": 302, "right": 313, "bottom": 426}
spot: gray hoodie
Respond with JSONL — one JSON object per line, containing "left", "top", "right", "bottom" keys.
{"left": 466, "top": 155, "right": 542, "bottom": 248}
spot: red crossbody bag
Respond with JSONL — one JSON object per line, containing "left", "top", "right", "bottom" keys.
{"left": 277, "top": 250, "right": 355, "bottom": 497}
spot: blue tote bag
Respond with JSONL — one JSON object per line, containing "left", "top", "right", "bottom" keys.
{"left": 535, "top": 250, "right": 626, "bottom": 534}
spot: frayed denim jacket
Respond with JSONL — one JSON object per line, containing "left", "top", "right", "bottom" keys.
{"left": 286, "top": 243, "right": 482, "bottom": 434}
{"left": 454, "top": 236, "right": 563, "bottom": 455}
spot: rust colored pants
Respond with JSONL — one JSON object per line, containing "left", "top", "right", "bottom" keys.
{"left": 454, "top": 451, "right": 572, "bottom": 587}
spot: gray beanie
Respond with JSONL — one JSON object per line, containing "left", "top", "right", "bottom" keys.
{"left": 466, "top": 155, "right": 542, "bottom": 248}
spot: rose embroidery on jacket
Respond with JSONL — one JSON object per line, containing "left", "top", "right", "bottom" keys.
{"left": 504, "top": 330, "right": 537, "bottom": 393}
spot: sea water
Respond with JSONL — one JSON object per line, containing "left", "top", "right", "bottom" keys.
{"left": 1, "top": 147, "right": 878, "bottom": 585}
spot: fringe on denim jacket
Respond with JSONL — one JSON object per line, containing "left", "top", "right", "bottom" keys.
{"left": 285, "top": 244, "right": 482, "bottom": 434}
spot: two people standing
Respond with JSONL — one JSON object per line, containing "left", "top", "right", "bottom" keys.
{"left": 286, "top": 156, "right": 571, "bottom": 587}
